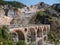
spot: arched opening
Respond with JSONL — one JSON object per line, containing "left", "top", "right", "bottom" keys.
{"left": 43, "top": 27, "right": 46, "bottom": 35}
{"left": 11, "top": 32, "right": 18, "bottom": 43}
{"left": 38, "top": 39, "right": 42, "bottom": 45}
{"left": 24, "top": 28, "right": 27, "bottom": 32}
{"left": 37, "top": 27, "right": 42, "bottom": 37}
{"left": 27, "top": 28, "right": 36, "bottom": 42}
{"left": 15, "top": 30, "right": 25, "bottom": 41}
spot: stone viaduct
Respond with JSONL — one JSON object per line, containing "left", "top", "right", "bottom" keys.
{"left": 10, "top": 25, "right": 50, "bottom": 45}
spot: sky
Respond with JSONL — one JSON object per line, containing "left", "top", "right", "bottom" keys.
{"left": 5, "top": 0, "right": 60, "bottom": 6}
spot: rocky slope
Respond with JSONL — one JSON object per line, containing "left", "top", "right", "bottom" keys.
{"left": 52, "top": 3, "right": 60, "bottom": 12}
{"left": 31, "top": 2, "right": 60, "bottom": 17}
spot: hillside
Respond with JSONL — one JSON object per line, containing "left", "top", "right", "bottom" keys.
{"left": 0, "top": 1, "right": 60, "bottom": 45}
{"left": 0, "top": 1, "right": 26, "bottom": 8}
{"left": 52, "top": 3, "right": 60, "bottom": 12}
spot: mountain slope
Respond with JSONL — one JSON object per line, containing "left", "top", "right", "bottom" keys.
{"left": 52, "top": 3, "right": 60, "bottom": 12}
{"left": 0, "top": 1, "right": 26, "bottom": 8}
{"left": 32, "top": 2, "right": 60, "bottom": 17}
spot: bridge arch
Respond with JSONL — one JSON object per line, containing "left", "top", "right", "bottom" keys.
{"left": 15, "top": 30, "right": 25, "bottom": 41}
{"left": 43, "top": 26, "right": 47, "bottom": 35}
{"left": 37, "top": 27, "right": 42, "bottom": 37}
{"left": 11, "top": 31, "right": 19, "bottom": 42}
{"left": 27, "top": 27, "right": 36, "bottom": 42}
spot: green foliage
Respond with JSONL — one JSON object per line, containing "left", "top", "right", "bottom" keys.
{"left": 48, "top": 32, "right": 60, "bottom": 45}
{"left": 29, "top": 42, "right": 35, "bottom": 45}
{"left": 0, "top": 25, "right": 9, "bottom": 39}
{"left": 0, "top": 25, "right": 16, "bottom": 45}
{"left": 16, "top": 40, "right": 26, "bottom": 45}
{"left": 30, "top": 11, "right": 51, "bottom": 24}
{"left": 0, "top": 0, "right": 4, "bottom": 1}
{"left": 0, "top": 40, "right": 16, "bottom": 45}
{"left": 0, "top": 1, "right": 26, "bottom": 8}
{"left": 0, "top": 0, "right": 4, "bottom": 5}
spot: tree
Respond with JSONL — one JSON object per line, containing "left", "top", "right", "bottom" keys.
{"left": 0, "top": 0, "right": 4, "bottom": 1}
{"left": 30, "top": 11, "right": 51, "bottom": 24}
{"left": 0, "top": 25, "right": 9, "bottom": 39}
{"left": 0, "top": 0, "right": 4, "bottom": 5}
{"left": 48, "top": 31, "right": 60, "bottom": 45}
{"left": 16, "top": 40, "right": 26, "bottom": 45}
{"left": 0, "top": 25, "right": 16, "bottom": 45}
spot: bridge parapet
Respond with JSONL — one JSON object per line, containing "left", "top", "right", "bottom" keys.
{"left": 9, "top": 24, "right": 50, "bottom": 29}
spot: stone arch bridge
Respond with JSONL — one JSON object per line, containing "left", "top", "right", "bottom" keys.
{"left": 10, "top": 25, "right": 50, "bottom": 45}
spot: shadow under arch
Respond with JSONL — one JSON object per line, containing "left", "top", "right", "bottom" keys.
{"left": 37, "top": 27, "right": 42, "bottom": 37}
{"left": 43, "top": 26, "right": 46, "bottom": 35}
{"left": 11, "top": 31, "right": 19, "bottom": 42}
{"left": 15, "top": 30, "right": 25, "bottom": 40}
{"left": 27, "top": 27, "right": 36, "bottom": 42}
